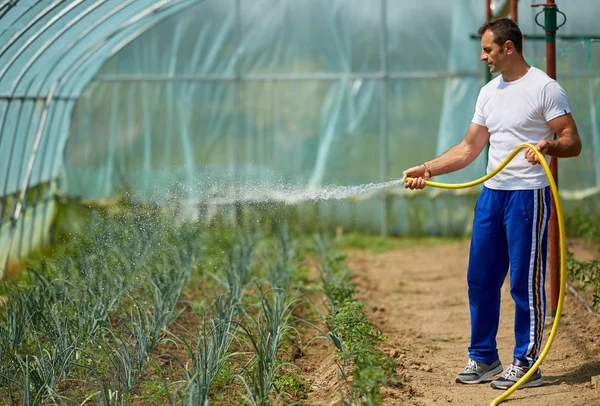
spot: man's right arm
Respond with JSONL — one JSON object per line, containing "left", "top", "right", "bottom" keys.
{"left": 403, "top": 123, "right": 490, "bottom": 190}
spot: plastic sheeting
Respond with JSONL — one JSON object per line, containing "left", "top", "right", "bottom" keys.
{"left": 64, "top": 0, "right": 600, "bottom": 236}
{"left": 0, "top": 0, "right": 599, "bottom": 268}
{"left": 0, "top": 0, "right": 207, "bottom": 272}
{"left": 65, "top": 0, "right": 486, "bottom": 237}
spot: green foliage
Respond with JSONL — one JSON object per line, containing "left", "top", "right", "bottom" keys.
{"left": 567, "top": 251, "right": 600, "bottom": 308}
{"left": 0, "top": 204, "right": 316, "bottom": 405}
{"left": 178, "top": 295, "right": 239, "bottom": 406}
{"left": 564, "top": 209, "right": 600, "bottom": 308}
{"left": 275, "top": 371, "right": 308, "bottom": 400}
{"left": 336, "top": 232, "right": 461, "bottom": 252}
{"left": 0, "top": 207, "right": 206, "bottom": 403}
{"left": 313, "top": 236, "right": 398, "bottom": 406}
{"left": 565, "top": 208, "right": 600, "bottom": 243}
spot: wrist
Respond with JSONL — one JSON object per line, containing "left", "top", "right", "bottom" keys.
{"left": 422, "top": 162, "right": 432, "bottom": 177}
{"left": 540, "top": 140, "right": 551, "bottom": 154}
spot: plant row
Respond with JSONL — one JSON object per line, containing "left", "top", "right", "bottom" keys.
{"left": 311, "top": 236, "right": 399, "bottom": 406}
{"left": 0, "top": 207, "right": 305, "bottom": 405}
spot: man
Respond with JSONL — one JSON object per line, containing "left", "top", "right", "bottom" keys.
{"left": 403, "top": 18, "right": 581, "bottom": 389}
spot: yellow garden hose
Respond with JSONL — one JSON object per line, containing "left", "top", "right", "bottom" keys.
{"left": 407, "top": 144, "right": 566, "bottom": 406}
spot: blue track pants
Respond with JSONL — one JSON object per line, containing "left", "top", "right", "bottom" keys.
{"left": 467, "top": 186, "right": 550, "bottom": 365}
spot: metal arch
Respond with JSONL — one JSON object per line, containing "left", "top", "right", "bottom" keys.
{"left": 28, "top": 0, "right": 142, "bottom": 189}
{"left": 31, "top": 0, "right": 141, "bottom": 96}
{"left": 0, "top": 0, "right": 21, "bottom": 20}
{"left": 13, "top": 0, "right": 205, "bottom": 223}
{"left": 0, "top": 0, "right": 85, "bottom": 83}
{"left": 0, "top": 0, "right": 27, "bottom": 19}
{"left": 25, "top": 0, "right": 141, "bottom": 249}
{"left": 0, "top": 1, "right": 106, "bottom": 185}
{"left": 0, "top": 0, "right": 64, "bottom": 148}
{"left": 10, "top": 0, "right": 106, "bottom": 95}
{"left": 2, "top": 0, "right": 206, "bottom": 275}
{"left": 0, "top": 0, "right": 19, "bottom": 8}
{"left": 4, "top": 0, "right": 212, "bottom": 206}
{"left": 0, "top": 0, "right": 151, "bottom": 198}
{"left": 57, "top": 0, "right": 196, "bottom": 94}
{"left": 51, "top": 0, "right": 205, "bottom": 187}
{"left": 0, "top": 0, "right": 64, "bottom": 63}
{"left": 60, "top": 0, "right": 204, "bottom": 96}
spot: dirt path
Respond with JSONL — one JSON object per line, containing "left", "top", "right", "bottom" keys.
{"left": 343, "top": 240, "right": 600, "bottom": 406}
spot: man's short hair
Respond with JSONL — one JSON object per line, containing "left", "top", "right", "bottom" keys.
{"left": 478, "top": 18, "right": 523, "bottom": 54}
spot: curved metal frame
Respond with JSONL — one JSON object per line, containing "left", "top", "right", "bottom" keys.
{"left": 0, "top": 0, "right": 23, "bottom": 20}
{"left": 0, "top": 1, "right": 64, "bottom": 70}
{"left": 0, "top": 1, "right": 104, "bottom": 201}
{"left": 0, "top": 0, "right": 205, "bottom": 274}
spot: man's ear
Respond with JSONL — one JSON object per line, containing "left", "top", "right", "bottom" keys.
{"left": 504, "top": 40, "right": 515, "bottom": 55}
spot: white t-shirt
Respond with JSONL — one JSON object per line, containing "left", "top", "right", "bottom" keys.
{"left": 472, "top": 66, "right": 570, "bottom": 190}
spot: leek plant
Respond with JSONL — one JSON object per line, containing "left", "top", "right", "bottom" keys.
{"left": 128, "top": 301, "right": 156, "bottom": 372}
{"left": 222, "top": 231, "right": 258, "bottom": 307}
{"left": 177, "top": 230, "right": 257, "bottom": 404}
{"left": 6, "top": 356, "right": 45, "bottom": 406}
{"left": 237, "top": 286, "right": 299, "bottom": 406}
{"left": 266, "top": 224, "right": 294, "bottom": 293}
{"left": 179, "top": 295, "right": 239, "bottom": 406}
{"left": 235, "top": 224, "right": 303, "bottom": 405}
{"left": 101, "top": 329, "right": 137, "bottom": 394}
{"left": 146, "top": 259, "right": 193, "bottom": 351}
{"left": 0, "top": 286, "right": 29, "bottom": 362}
{"left": 98, "top": 383, "right": 126, "bottom": 406}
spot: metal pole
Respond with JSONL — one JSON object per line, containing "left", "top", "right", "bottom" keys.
{"left": 511, "top": 0, "right": 518, "bottom": 23}
{"left": 532, "top": 0, "right": 560, "bottom": 316}
{"left": 545, "top": 0, "right": 560, "bottom": 317}
{"left": 483, "top": 0, "right": 492, "bottom": 166}
{"left": 485, "top": 0, "right": 492, "bottom": 85}
{"left": 234, "top": 0, "right": 242, "bottom": 225}
{"left": 380, "top": 0, "right": 389, "bottom": 236}
{"left": 14, "top": 95, "right": 46, "bottom": 259}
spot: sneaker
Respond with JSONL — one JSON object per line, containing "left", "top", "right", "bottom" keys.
{"left": 456, "top": 358, "right": 503, "bottom": 384}
{"left": 490, "top": 358, "right": 543, "bottom": 389}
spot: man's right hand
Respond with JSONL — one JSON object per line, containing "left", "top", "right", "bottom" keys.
{"left": 402, "top": 164, "right": 430, "bottom": 189}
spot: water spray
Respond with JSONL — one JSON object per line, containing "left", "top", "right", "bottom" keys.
{"left": 406, "top": 143, "right": 566, "bottom": 406}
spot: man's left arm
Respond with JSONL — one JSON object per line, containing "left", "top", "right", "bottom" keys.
{"left": 525, "top": 112, "right": 582, "bottom": 165}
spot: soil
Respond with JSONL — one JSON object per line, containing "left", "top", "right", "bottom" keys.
{"left": 302, "top": 239, "right": 600, "bottom": 406}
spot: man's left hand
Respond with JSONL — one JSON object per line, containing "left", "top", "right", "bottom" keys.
{"left": 525, "top": 140, "right": 549, "bottom": 165}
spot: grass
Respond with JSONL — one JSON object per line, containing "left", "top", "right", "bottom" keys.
{"left": 336, "top": 232, "right": 464, "bottom": 252}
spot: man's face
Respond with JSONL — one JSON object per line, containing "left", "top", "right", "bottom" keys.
{"left": 480, "top": 30, "right": 506, "bottom": 74}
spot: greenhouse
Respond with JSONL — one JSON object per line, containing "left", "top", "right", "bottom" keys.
{"left": 0, "top": 0, "right": 599, "bottom": 405}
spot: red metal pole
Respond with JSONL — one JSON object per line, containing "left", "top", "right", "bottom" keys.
{"left": 544, "top": 0, "right": 560, "bottom": 317}
{"left": 486, "top": 0, "right": 492, "bottom": 21}
{"left": 511, "top": 0, "right": 519, "bottom": 23}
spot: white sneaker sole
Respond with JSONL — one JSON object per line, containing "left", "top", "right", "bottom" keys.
{"left": 491, "top": 376, "right": 543, "bottom": 390}
{"left": 456, "top": 364, "right": 503, "bottom": 384}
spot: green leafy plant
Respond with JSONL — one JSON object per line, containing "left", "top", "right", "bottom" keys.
{"left": 567, "top": 251, "right": 600, "bottom": 308}
{"left": 236, "top": 287, "right": 299, "bottom": 406}
{"left": 312, "top": 235, "right": 399, "bottom": 406}
{"left": 178, "top": 296, "right": 238, "bottom": 406}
